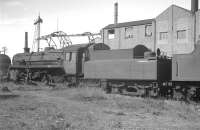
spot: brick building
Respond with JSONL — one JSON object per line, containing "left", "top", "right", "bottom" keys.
{"left": 102, "top": 1, "right": 200, "bottom": 56}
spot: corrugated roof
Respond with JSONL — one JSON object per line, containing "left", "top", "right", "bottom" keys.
{"left": 104, "top": 19, "right": 155, "bottom": 29}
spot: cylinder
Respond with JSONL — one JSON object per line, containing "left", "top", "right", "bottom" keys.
{"left": 191, "top": 0, "right": 198, "bottom": 13}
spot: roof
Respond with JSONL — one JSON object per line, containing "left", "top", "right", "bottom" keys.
{"left": 172, "top": 5, "right": 192, "bottom": 13}
{"left": 103, "top": 19, "right": 154, "bottom": 29}
{"left": 156, "top": 5, "right": 192, "bottom": 19}
{"left": 63, "top": 43, "right": 90, "bottom": 52}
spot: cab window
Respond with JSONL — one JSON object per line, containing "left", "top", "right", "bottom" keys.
{"left": 66, "top": 52, "right": 75, "bottom": 62}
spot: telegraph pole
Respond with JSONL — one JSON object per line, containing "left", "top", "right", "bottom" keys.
{"left": 2, "top": 47, "right": 7, "bottom": 55}
{"left": 34, "top": 14, "right": 43, "bottom": 52}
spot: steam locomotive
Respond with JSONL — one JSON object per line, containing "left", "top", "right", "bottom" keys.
{"left": 9, "top": 0, "right": 200, "bottom": 101}
{"left": 9, "top": 36, "right": 200, "bottom": 101}
{"left": 9, "top": 32, "right": 110, "bottom": 85}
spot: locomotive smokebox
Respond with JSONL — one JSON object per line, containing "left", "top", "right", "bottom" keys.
{"left": 114, "top": 2, "right": 118, "bottom": 24}
{"left": 191, "top": 0, "right": 198, "bottom": 13}
{"left": 24, "top": 32, "right": 30, "bottom": 53}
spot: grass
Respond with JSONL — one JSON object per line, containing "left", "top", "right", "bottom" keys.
{"left": 73, "top": 87, "right": 107, "bottom": 101}
{"left": 0, "top": 94, "right": 68, "bottom": 130}
{"left": 0, "top": 82, "right": 200, "bottom": 129}
{"left": 56, "top": 86, "right": 108, "bottom": 102}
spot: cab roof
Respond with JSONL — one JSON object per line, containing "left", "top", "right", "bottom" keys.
{"left": 63, "top": 43, "right": 90, "bottom": 52}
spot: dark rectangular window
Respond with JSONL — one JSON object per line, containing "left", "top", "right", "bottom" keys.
{"left": 159, "top": 32, "right": 168, "bottom": 40}
{"left": 177, "top": 30, "right": 186, "bottom": 39}
{"left": 125, "top": 27, "right": 134, "bottom": 39}
{"left": 145, "top": 24, "right": 152, "bottom": 37}
{"left": 69, "top": 52, "right": 72, "bottom": 61}
{"left": 108, "top": 29, "right": 115, "bottom": 39}
{"left": 66, "top": 52, "right": 72, "bottom": 62}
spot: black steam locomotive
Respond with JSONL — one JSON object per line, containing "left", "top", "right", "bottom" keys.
{"left": 9, "top": 35, "right": 110, "bottom": 85}
{"left": 9, "top": 34, "right": 200, "bottom": 101}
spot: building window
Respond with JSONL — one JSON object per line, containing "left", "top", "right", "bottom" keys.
{"left": 108, "top": 29, "right": 115, "bottom": 39}
{"left": 145, "top": 24, "right": 152, "bottom": 37}
{"left": 125, "top": 27, "right": 134, "bottom": 39}
{"left": 159, "top": 32, "right": 168, "bottom": 40}
{"left": 177, "top": 30, "right": 186, "bottom": 39}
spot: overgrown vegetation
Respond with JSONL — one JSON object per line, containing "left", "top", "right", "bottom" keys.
{"left": 0, "top": 95, "right": 67, "bottom": 130}
{"left": 0, "top": 82, "right": 200, "bottom": 129}
{"left": 69, "top": 87, "right": 108, "bottom": 102}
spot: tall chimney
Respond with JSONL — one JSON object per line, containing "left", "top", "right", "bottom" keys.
{"left": 24, "top": 32, "right": 30, "bottom": 53}
{"left": 191, "top": 0, "right": 198, "bottom": 13}
{"left": 114, "top": 2, "right": 118, "bottom": 24}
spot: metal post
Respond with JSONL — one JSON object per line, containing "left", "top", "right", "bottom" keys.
{"left": 34, "top": 14, "right": 43, "bottom": 52}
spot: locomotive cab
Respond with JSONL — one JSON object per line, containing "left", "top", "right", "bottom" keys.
{"left": 61, "top": 43, "right": 110, "bottom": 82}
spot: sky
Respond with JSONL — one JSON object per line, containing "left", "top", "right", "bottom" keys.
{"left": 0, "top": 0, "right": 194, "bottom": 57}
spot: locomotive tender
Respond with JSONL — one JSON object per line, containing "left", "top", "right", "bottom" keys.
{"left": 84, "top": 46, "right": 172, "bottom": 97}
{"left": 83, "top": 0, "right": 200, "bottom": 100}
{"left": 9, "top": 0, "right": 200, "bottom": 100}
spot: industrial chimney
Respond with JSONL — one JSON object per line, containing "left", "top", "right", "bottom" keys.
{"left": 191, "top": 0, "right": 198, "bottom": 13}
{"left": 114, "top": 2, "right": 118, "bottom": 24}
{"left": 24, "top": 32, "right": 30, "bottom": 53}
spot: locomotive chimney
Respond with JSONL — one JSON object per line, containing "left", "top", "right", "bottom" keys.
{"left": 191, "top": 0, "right": 198, "bottom": 13}
{"left": 114, "top": 2, "right": 118, "bottom": 24}
{"left": 24, "top": 32, "right": 30, "bottom": 53}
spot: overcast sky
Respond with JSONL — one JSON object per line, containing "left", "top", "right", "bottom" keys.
{"left": 0, "top": 0, "right": 194, "bottom": 57}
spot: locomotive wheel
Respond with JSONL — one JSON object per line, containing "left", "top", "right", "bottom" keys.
{"left": 41, "top": 74, "right": 55, "bottom": 86}
{"left": 194, "top": 88, "right": 200, "bottom": 101}
{"left": 185, "top": 86, "right": 199, "bottom": 102}
{"left": 41, "top": 75, "right": 48, "bottom": 85}
{"left": 9, "top": 70, "right": 19, "bottom": 82}
{"left": 100, "top": 80, "right": 112, "bottom": 93}
{"left": 173, "top": 89, "right": 183, "bottom": 101}
{"left": 52, "top": 75, "right": 65, "bottom": 83}
{"left": 173, "top": 86, "right": 189, "bottom": 101}
{"left": 66, "top": 76, "right": 78, "bottom": 87}
{"left": 149, "top": 87, "right": 159, "bottom": 98}
{"left": 105, "top": 85, "right": 112, "bottom": 94}
{"left": 118, "top": 87, "right": 124, "bottom": 94}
